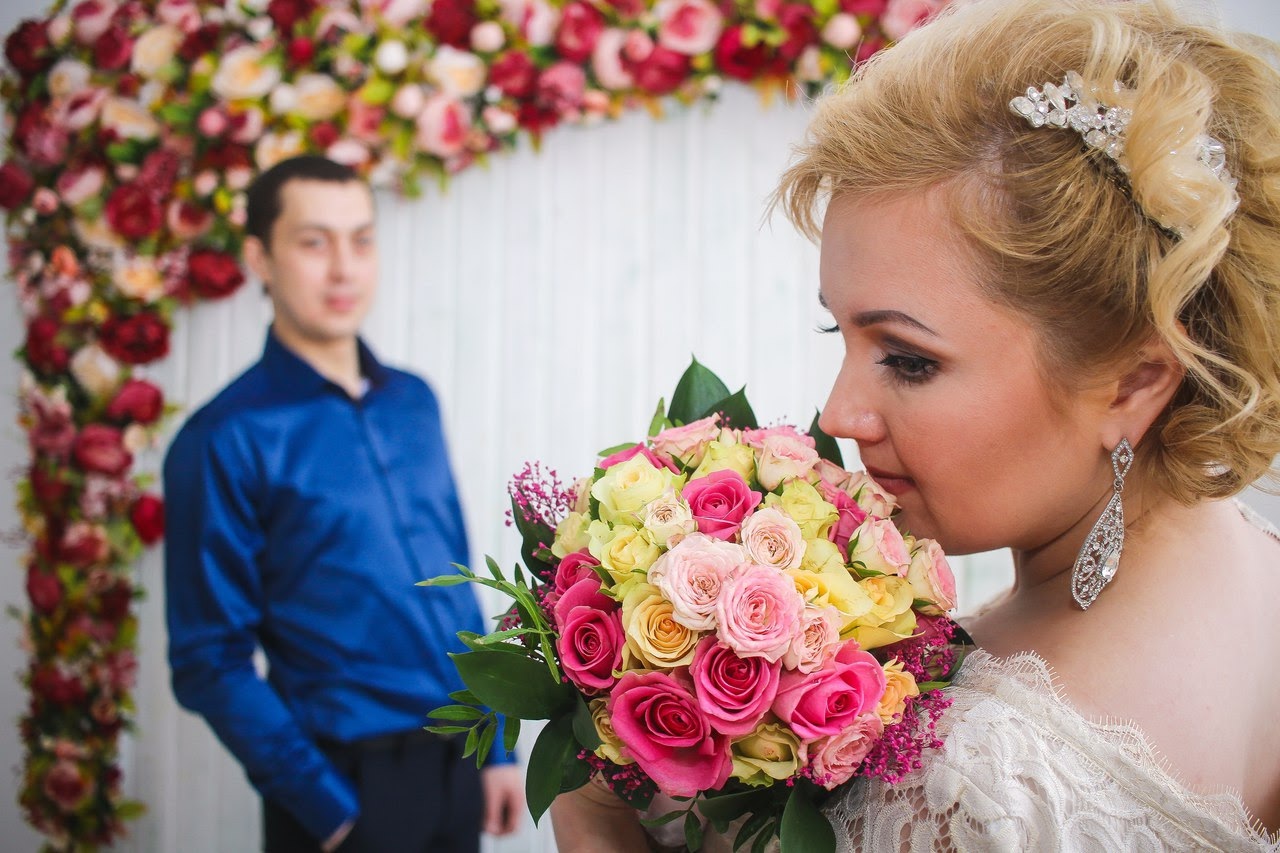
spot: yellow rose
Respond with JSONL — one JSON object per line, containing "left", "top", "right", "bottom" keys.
{"left": 690, "top": 439, "right": 757, "bottom": 483}
{"left": 877, "top": 660, "right": 920, "bottom": 724}
{"left": 589, "top": 522, "right": 661, "bottom": 584}
{"left": 131, "top": 25, "right": 182, "bottom": 79}
{"left": 591, "top": 454, "right": 678, "bottom": 524}
{"left": 847, "top": 607, "right": 917, "bottom": 651}
{"left": 730, "top": 723, "right": 804, "bottom": 787}
{"left": 590, "top": 698, "right": 633, "bottom": 765}
{"left": 765, "top": 480, "right": 839, "bottom": 541}
{"left": 621, "top": 583, "right": 699, "bottom": 670}
{"left": 800, "top": 538, "right": 845, "bottom": 575}
{"left": 857, "top": 575, "right": 915, "bottom": 626}
{"left": 211, "top": 45, "right": 281, "bottom": 101}
{"left": 788, "top": 568, "right": 873, "bottom": 628}
{"left": 551, "top": 511, "right": 591, "bottom": 558}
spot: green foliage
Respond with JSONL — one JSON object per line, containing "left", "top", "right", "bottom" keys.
{"left": 779, "top": 782, "right": 836, "bottom": 853}
{"left": 808, "top": 410, "right": 844, "bottom": 467}
{"left": 668, "top": 357, "right": 732, "bottom": 425}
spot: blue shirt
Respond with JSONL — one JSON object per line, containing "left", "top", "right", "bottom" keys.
{"left": 163, "top": 331, "right": 507, "bottom": 842}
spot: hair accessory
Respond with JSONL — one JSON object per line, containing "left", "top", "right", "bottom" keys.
{"left": 1071, "top": 437, "right": 1133, "bottom": 610}
{"left": 1009, "top": 71, "right": 1235, "bottom": 237}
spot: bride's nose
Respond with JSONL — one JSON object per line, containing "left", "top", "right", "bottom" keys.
{"left": 819, "top": 363, "right": 888, "bottom": 446}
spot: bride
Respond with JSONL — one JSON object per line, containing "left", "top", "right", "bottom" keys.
{"left": 551, "top": 0, "right": 1280, "bottom": 849}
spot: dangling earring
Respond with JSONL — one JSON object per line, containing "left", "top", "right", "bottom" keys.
{"left": 1071, "top": 438, "right": 1134, "bottom": 610}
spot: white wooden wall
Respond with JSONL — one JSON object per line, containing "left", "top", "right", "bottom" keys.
{"left": 2, "top": 3, "right": 1278, "bottom": 851}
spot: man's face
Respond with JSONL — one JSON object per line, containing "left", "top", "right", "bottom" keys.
{"left": 247, "top": 179, "right": 378, "bottom": 347}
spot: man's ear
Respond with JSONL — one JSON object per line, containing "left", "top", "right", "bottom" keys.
{"left": 1102, "top": 336, "right": 1185, "bottom": 449}
{"left": 243, "top": 235, "right": 272, "bottom": 290}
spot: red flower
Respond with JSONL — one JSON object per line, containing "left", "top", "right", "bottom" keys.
{"left": 0, "top": 162, "right": 35, "bottom": 210}
{"left": 99, "top": 312, "right": 171, "bottom": 365}
{"left": 179, "top": 23, "right": 220, "bottom": 62}
{"left": 777, "top": 4, "right": 816, "bottom": 62}
{"left": 186, "top": 248, "right": 246, "bottom": 300}
{"left": 20, "top": 117, "right": 69, "bottom": 169}
{"left": 715, "top": 26, "right": 771, "bottom": 81}
{"left": 287, "top": 36, "right": 315, "bottom": 66}
{"left": 99, "top": 581, "right": 133, "bottom": 623}
{"left": 840, "top": 0, "right": 887, "bottom": 13}
{"left": 198, "top": 141, "right": 253, "bottom": 172}
{"left": 139, "top": 148, "right": 181, "bottom": 197}
{"left": 556, "top": 3, "right": 606, "bottom": 63}
{"left": 629, "top": 45, "right": 691, "bottom": 95}
{"left": 73, "top": 424, "right": 133, "bottom": 476}
{"left": 31, "top": 665, "right": 86, "bottom": 707}
{"left": 43, "top": 761, "right": 92, "bottom": 812}
{"left": 29, "top": 465, "right": 70, "bottom": 510}
{"left": 516, "top": 103, "right": 559, "bottom": 135}
{"left": 268, "top": 0, "right": 317, "bottom": 36}
{"left": 490, "top": 51, "right": 538, "bottom": 99}
{"left": 60, "top": 523, "right": 111, "bottom": 568}
{"left": 105, "top": 378, "right": 164, "bottom": 424}
{"left": 130, "top": 494, "right": 165, "bottom": 545}
{"left": 26, "top": 566, "right": 62, "bottom": 615}
{"left": 4, "top": 20, "right": 53, "bottom": 77}
{"left": 426, "top": 0, "right": 478, "bottom": 49}
{"left": 105, "top": 183, "right": 163, "bottom": 241}
{"left": 24, "top": 317, "right": 70, "bottom": 375}
{"left": 94, "top": 23, "right": 134, "bottom": 71}
{"left": 602, "top": 0, "right": 645, "bottom": 15}
{"left": 309, "top": 120, "right": 340, "bottom": 150}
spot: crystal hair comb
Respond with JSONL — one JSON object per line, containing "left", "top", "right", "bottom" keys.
{"left": 1009, "top": 71, "right": 1236, "bottom": 237}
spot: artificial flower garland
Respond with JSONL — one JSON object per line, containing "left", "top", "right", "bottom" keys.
{"left": 0, "top": 0, "right": 946, "bottom": 846}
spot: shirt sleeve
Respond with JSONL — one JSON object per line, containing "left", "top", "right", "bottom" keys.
{"left": 163, "top": 420, "right": 359, "bottom": 841}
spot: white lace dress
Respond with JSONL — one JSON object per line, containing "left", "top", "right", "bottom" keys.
{"left": 825, "top": 649, "right": 1280, "bottom": 852}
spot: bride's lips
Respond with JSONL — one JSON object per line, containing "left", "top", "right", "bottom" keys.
{"left": 863, "top": 464, "right": 915, "bottom": 496}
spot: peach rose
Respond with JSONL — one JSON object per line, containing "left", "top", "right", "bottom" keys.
{"left": 756, "top": 434, "right": 820, "bottom": 491}
{"left": 877, "top": 659, "right": 920, "bottom": 724}
{"left": 807, "top": 713, "right": 884, "bottom": 789}
{"left": 211, "top": 45, "right": 281, "bottom": 101}
{"left": 649, "top": 533, "right": 744, "bottom": 631}
{"left": 782, "top": 605, "right": 843, "bottom": 673}
{"left": 621, "top": 582, "right": 700, "bottom": 670}
{"left": 740, "top": 506, "right": 805, "bottom": 570}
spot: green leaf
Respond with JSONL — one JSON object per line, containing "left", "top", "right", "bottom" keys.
{"left": 570, "top": 695, "right": 603, "bottom": 750}
{"left": 503, "top": 716, "right": 522, "bottom": 754}
{"left": 808, "top": 410, "right": 844, "bottom": 467}
{"left": 450, "top": 650, "right": 574, "bottom": 719}
{"left": 698, "top": 387, "right": 758, "bottom": 429}
{"left": 428, "top": 704, "right": 485, "bottom": 721}
{"left": 685, "top": 811, "right": 705, "bottom": 851}
{"left": 449, "top": 688, "right": 480, "bottom": 704}
{"left": 425, "top": 724, "right": 474, "bottom": 735}
{"left": 779, "top": 786, "right": 836, "bottom": 853}
{"left": 648, "top": 397, "right": 669, "bottom": 437}
{"left": 477, "top": 719, "right": 498, "bottom": 764}
{"left": 526, "top": 715, "right": 579, "bottom": 824}
{"left": 485, "top": 555, "right": 505, "bottom": 582}
{"left": 733, "top": 810, "right": 774, "bottom": 852}
{"left": 698, "top": 788, "right": 771, "bottom": 822}
{"left": 669, "top": 357, "right": 731, "bottom": 425}
{"left": 638, "top": 808, "right": 687, "bottom": 827}
{"left": 752, "top": 821, "right": 779, "bottom": 853}
{"left": 510, "top": 494, "right": 556, "bottom": 578}
{"left": 597, "top": 442, "right": 637, "bottom": 458}
{"left": 415, "top": 574, "right": 473, "bottom": 587}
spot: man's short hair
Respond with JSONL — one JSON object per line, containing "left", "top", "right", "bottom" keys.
{"left": 245, "top": 156, "right": 366, "bottom": 249}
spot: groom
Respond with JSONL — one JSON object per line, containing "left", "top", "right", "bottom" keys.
{"left": 163, "top": 155, "right": 522, "bottom": 852}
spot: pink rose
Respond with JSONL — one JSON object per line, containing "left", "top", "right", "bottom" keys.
{"left": 60, "top": 522, "right": 111, "bottom": 568}
{"left": 741, "top": 424, "right": 816, "bottom": 450}
{"left": 807, "top": 713, "right": 884, "bottom": 788}
{"left": 739, "top": 506, "right": 804, "bottom": 570}
{"left": 905, "top": 538, "right": 956, "bottom": 614}
{"left": 56, "top": 164, "right": 105, "bottom": 206}
{"left": 782, "top": 605, "right": 844, "bottom": 673}
{"left": 651, "top": 414, "right": 721, "bottom": 467}
{"left": 72, "top": 423, "right": 133, "bottom": 476}
{"left": 43, "top": 759, "right": 92, "bottom": 811}
{"left": 608, "top": 670, "right": 732, "bottom": 797}
{"left": 28, "top": 392, "right": 76, "bottom": 458}
{"left": 554, "top": 550, "right": 603, "bottom": 594}
{"left": 714, "top": 564, "right": 805, "bottom": 662}
{"left": 346, "top": 96, "right": 385, "bottom": 141}
{"left": 756, "top": 434, "right": 820, "bottom": 491}
{"left": 649, "top": 533, "right": 744, "bottom": 631}
{"left": 773, "top": 641, "right": 886, "bottom": 739}
{"left": 537, "top": 62, "right": 587, "bottom": 114}
{"left": 811, "top": 458, "right": 852, "bottom": 491}
{"left": 818, "top": 478, "right": 866, "bottom": 554}
{"left": 598, "top": 442, "right": 679, "bottom": 474}
{"left": 414, "top": 93, "right": 471, "bottom": 158}
{"left": 847, "top": 516, "right": 910, "bottom": 576}
{"left": 157, "top": 0, "right": 201, "bottom": 31}
{"left": 681, "top": 469, "right": 760, "bottom": 541}
{"left": 879, "top": 0, "right": 946, "bottom": 41}
{"left": 689, "top": 636, "right": 781, "bottom": 736}
{"left": 848, "top": 470, "right": 898, "bottom": 517}
{"left": 554, "top": 576, "right": 624, "bottom": 692}
{"left": 591, "top": 28, "right": 634, "bottom": 91}
{"left": 72, "top": 0, "right": 117, "bottom": 44}
{"left": 656, "top": 0, "right": 724, "bottom": 56}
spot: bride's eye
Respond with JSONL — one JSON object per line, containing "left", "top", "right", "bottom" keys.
{"left": 817, "top": 321, "right": 840, "bottom": 334}
{"left": 877, "top": 352, "right": 938, "bottom": 385}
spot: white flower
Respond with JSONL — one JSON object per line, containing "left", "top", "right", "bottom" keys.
{"left": 470, "top": 21, "right": 505, "bottom": 53}
{"left": 99, "top": 97, "right": 160, "bottom": 140}
{"left": 821, "top": 13, "right": 862, "bottom": 49}
{"left": 269, "top": 83, "right": 298, "bottom": 114}
{"left": 48, "top": 60, "right": 92, "bottom": 99}
{"left": 428, "top": 46, "right": 487, "bottom": 98}
{"left": 211, "top": 45, "right": 281, "bottom": 101}
{"left": 131, "top": 25, "right": 184, "bottom": 78}
{"left": 69, "top": 345, "right": 121, "bottom": 399}
{"left": 113, "top": 255, "right": 166, "bottom": 302}
{"left": 374, "top": 40, "right": 410, "bottom": 75}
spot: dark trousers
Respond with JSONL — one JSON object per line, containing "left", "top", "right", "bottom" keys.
{"left": 263, "top": 731, "right": 482, "bottom": 853}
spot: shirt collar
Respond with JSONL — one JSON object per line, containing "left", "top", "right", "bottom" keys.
{"left": 261, "top": 328, "right": 391, "bottom": 397}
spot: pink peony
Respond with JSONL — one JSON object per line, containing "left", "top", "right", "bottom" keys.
{"left": 739, "top": 506, "right": 805, "bottom": 570}
{"left": 591, "top": 28, "right": 634, "bottom": 90}
{"left": 773, "top": 641, "right": 887, "bottom": 739}
{"left": 554, "top": 577, "right": 624, "bottom": 692}
{"left": 650, "top": 414, "right": 721, "bottom": 467}
{"left": 714, "top": 564, "right": 805, "bottom": 662}
{"left": 656, "top": 0, "right": 724, "bottom": 56}
{"left": 689, "top": 636, "right": 781, "bottom": 736}
{"left": 807, "top": 713, "right": 884, "bottom": 788}
{"left": 649, "top": 533, "right": 744, "bottom": 631}
{"left": 608, "top": 670, "right": 732, "bottom": 797}
{"left": 681, "top": 469, "right": 760, "bottom": 541}
{"left": 414, "top": 93, "right": 470, "bottom": 158}
{"left": 598, "top": 442, "right": 679, "bottom": 474}
{"left": 818, "top": 478, "right": 867, "bottom": 554}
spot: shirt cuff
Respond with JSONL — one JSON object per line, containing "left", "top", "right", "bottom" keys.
{"left": 295, "top": 768, "right": 361, "bottom": 842}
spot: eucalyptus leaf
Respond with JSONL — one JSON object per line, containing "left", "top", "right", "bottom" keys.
{"left": 427, "top": 704, "right": 485, "bottom": 721}
{"left": 669, "top": 357, "right": 731, "bottom": 425}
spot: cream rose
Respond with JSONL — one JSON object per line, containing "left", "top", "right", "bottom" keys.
{"left": 730, "top": 722, "right": 804, "bottom": 787}
{"left": 69, "top": 345, "right": 120, "bottom": 399}
{"left": 740, "top": 507, "right": 805, "bottom": 570}
{"left": 848, "top": 470, "right": 898, "bottom": 517}
{"left": 877, "top": 660, "right": 920, "bottom": 724}
{"left": 847, "top": 516, "right": 911, "bottom": 577}
{"left": 428, "top": 46, "right": 487, "bottom": 98}
{"left": 640, "top": 489, "right": 696, "bottom": 548}
{"left": 650, "top": 414, "right": 721, "bottom": 467}
{"left": 551, "top": 510, "right": 591, "bottom": 558}
{"left": 131, "top": 25, "right": 183, "bottom": 78}
{"left": 254, "top": 130, "right": 306, "bottom": 171}
{"left": 906, "top": 538, "right": 957, "bottom": 615}
{"left": 756, "top": 434, "right": 820, "bottom": 491}
{"left": 100, "top": 97, "right": 160, "bottom": 140}
{"left": 588, "top": 521, "right": 661, "bottom": 585}
{"left": 293, "top": 74, "right": 346, "bottom": 121}
{"left": 374, "top": 39, "right": 410, "bottom": 75}
{"left": 591, "top": 454, "right": 678, "bottom": 524}
{"left": 782, "top": 605, "right": 843, "bottom": 673}
{"left": 212, "top": 45, "right": 281, "bottom": 101}
{"left": 764, "top": 480, "right": 839, "bottom": 541}
{"left": 112, "top": 255, "right": 165, "bottom": 302}
{"left": 589, "top": 698, "right": 632, "bottom": 764}
{"left": 621, "top": 582, "right": 699, "bottom": 670}
{"left": 48, "top": 60, "right": 91, "bottom": 99}
{"left": 690, "top": 439, "right": 757, "bottom": 483}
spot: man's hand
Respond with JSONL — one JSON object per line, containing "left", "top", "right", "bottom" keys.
{"left": 321, "top": 819, "right": 354, "bottom": 852}
{"left": 481, "top": 764, "right": 524, "bottom": 836}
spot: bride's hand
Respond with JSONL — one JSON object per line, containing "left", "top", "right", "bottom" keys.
{"left": 550, "top": 777, "right": 652, "bottom": 853}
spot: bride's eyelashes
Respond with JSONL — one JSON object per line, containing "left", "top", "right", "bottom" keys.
{"left": 877, "top": 351, "right": 939, "bottom": 386}
{"left": 817, "top": 321, "right": 841, "bottom": 334}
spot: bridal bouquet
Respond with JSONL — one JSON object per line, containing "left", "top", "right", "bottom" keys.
{"left": 423, "top": 361, "right": 965, "bottom": 852}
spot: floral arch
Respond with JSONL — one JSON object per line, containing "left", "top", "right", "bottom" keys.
{"left": 0, "top": 0, "right": 942, "bottom": 846}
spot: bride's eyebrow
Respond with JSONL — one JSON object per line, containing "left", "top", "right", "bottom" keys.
{"left": 852, "top": 310, "right": 939, "bottom": 337}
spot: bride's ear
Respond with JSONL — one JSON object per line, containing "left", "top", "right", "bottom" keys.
{"left": 1101, "top": 336, "right": 1185, "bottom": 449}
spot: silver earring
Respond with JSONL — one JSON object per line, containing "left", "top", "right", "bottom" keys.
{"left": 1071, "top": 438, "right": 1134, "bottom": 610}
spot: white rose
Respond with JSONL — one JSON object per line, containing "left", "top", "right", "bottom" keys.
{"left": 640, "top": 489, "right": 696, "bottom": 548}
{"left": 390, "top": 84, "right": 426, "bottom": 118}
{"left": 113, "top": 255, "right": 166, "bottom": 302}
{"left": 48, "top": 60, "right": 92, "bottom": 99}
{"left": 293, "top": 74, "right": 346, "bottom": 120}
{"left": 269, "top": 83, "right": 298, "bottom": 115}
{"left": 740, "top": 506, "right": 805, "bottom": 571}
{"left": 821, "top": 13, "right": 862, "bottom": 49}
{"left": 756, "top": 434, "right": 820, "bottom": 491}
{"left": 254, "top": 130, "right": 306, "bottom": 170}
{"left": 428, "top": 46, "right": 487, "bottom": 98}
{"left": 470, "top": 21, "right": 505, "bottom": 52}
{"left": 374, "top": 40, "right": 410, "bottom": 75}
{"left": 100, "top": 97, "right": 160, "bottom": 140}
{"left": 69, "top": 345, "right": 121, "bottom": 399}
{"left": 211, "top": 45, "right": 281, "bottom": 101}
{"left": 131, "top": 25, "right": 184, "bottom": 78}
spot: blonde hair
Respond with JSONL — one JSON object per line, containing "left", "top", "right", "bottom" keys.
{"left": 778, "top": 0, "right": 1280, "bottom": 502}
